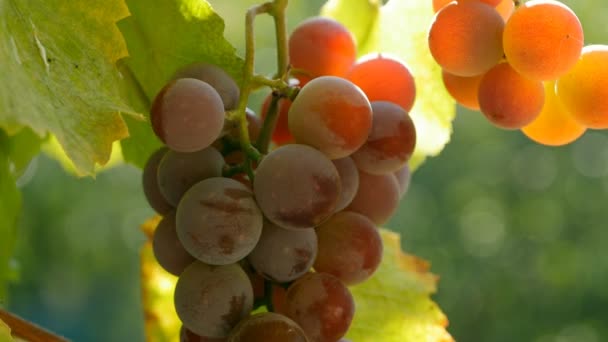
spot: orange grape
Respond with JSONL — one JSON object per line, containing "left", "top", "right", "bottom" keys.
{"left": 478, "top": 62, "right": 545, "bottom": 129}
{"left": 345, "top": 53, "right": 416, "bottom": 112}
{"left": 288, "top": 17, "right": 356, "bottom": 78}
{"left": 433, "top": 0, "right": 501, "bottom": 13}
{"left": 503, "top": 0, "right": 583, "bottom": 81}
{"left": 495, "top": 0, "right": 515, "bottom": 21}
{"left": 441, "top": 70, "right": 484, "bottom": 110}
{"left": 428, "top": 1, "right": 504, "bottom": 76}
{"left": 522, "top": 82, "right": 586, "bottom": 146}
{"left": 556, "top": 45, "right": 608, "bottom": 129}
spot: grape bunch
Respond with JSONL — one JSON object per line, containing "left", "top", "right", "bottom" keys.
{"left": 430, "top": 0, "right": 608, "bottom": 146}
{"left": 142, "top": 14, "right": 417, "bottom": 342}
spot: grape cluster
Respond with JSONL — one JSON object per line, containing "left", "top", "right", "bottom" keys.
{"left": 430, "top": 0, "right": 608, "bottom": 146}
{"left": 142, "top": 15, "right": 417, "bottom": 342}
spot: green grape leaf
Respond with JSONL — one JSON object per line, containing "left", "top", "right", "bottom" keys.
{"left": 347, "top": 229, "right": 453, "bottom": 342}
{"left": 0, "top": 319, "right": 14, "bottom": 342}
{"left": 117, "top": 0, "right": 245, "bottom": 168}
{"left": 322, "top": 0, "right": 456, "bottom": 170}
{"left": 0, "top": 135, "right": 21, "bottom": 302}
{"left": 0, "top": 0, "right": 138, "bottom": 175}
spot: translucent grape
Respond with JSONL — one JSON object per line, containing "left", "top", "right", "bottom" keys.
{"left": 152, "top": 212, "right": 195, "bottom": 276}
{"left": 352, "top": 101, "right": 417, "bottom": 174}
{"left": 261, "top": 94, "right": 293, "bottom": 145}
{"left": 556, "top": 45, "right": 608, "bottom": 129}
{"left": 433, "top": 0, "right": 501, "bottom": 13}
{"left": 332, "top": 157, "right": 359, "bottom": 212}
{"left": 289, "top": 17, "right": 356, "bottom": 77}
{"left": 288, "top": 76, "right": 372, "bottom": 159}
{"left": 285, "top": 272, "right": 354, "bottom": 342}
{"left": 142, "top": 147, "right": 173, "bottom": 214}
{"left": 176, "top": 177, "right": 263, "bottom": 265}
{"left": 522, "top": 81, "right": 586, "bottom": 146}
{"left": 346, "top": 170, "right": 400, "bottom": 225}
{"left": 441, "top": 70, "right": 484, "bottom": 110}
{"left": 394, "top": 164, "right": 411, "bottom": 198}
{"left": 253, "top": 144, "right": 341, "bottom": 230}
{"left": 428, "top": 1, "right": 504, "bottom": 76}
{"left": 157, "top": 147, "right": 225, "bottom": 206}
{"left": 478, "top": 62, "right": 545, "bottom": 129}
{"left": 503, "top": 0, "right": 583, "bottom": 81}
{"left": 227, "top": 312, "right": 308, "bottom": 342}
{"left": 314, "top": 211, "right": 383, "bottom": 285}
{"left": 174, "top": 262, "right": 253, "bottom": 338}
{"left": 173, "top": 62, "right": 240, "bottom": 110}
{"left": 248, "top": 221, "right": 317, "bottom": 283}
{"left": 345, "top": 53, "right": 416, "bottom": 112}
{"left": 151, "top": 78, "right": 225, "bottom": 153}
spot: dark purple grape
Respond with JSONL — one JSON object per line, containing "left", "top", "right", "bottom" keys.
{"left": 352, "top": 101, "right": 416, "bottom": 174}
{"left": 173, "top": 63, "right": 240, "bottom": 110}
{"left": 346, "top": 170, "right": 400, "bottom": 225}
{"left": 151, "top": 78, "right": 225, "bottom": 153}
{"left": 157, "top": 147, "right": 224, "bottom": 206}
{"left": 247, "top": 221, "right": 317, "bottom": 282}
{"left": 314, "top": 211, "right": 383, "bottom": 285}
{"left": 142, "top": 147, "right": 173, "bottom": 214}
{"left": 332, "top": 157, "right": 359, "bottom": 212}
{"left": 285, "top": 273, "right": 354, "bottom": 342}
{"left": 253, "top": 144, "right": 341, "bottom": 230}
{"left": 176, "top": 177, "right": 263, "bottom": 265}
{"left": 174, "top": 262, "right": 253, "bottom": 338}
{"left": 152, "top": 212, "right": 195, "bottom": 276}
{"left": 227, "top": 312, "right": 308, "bottom": 342}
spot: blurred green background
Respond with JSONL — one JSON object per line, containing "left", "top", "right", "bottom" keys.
{"left": 6, "top": 0, "right": 608, "bottom": 341}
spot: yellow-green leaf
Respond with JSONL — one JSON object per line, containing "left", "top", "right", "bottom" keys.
{"left": 347, "top": 229, "right": 453, "bottom": 342}
{"left": 0, "top": 318, "right": 14, "bottom": 342}
{"left": 0, "top": 0, "right": 138, "bottom": 175}
{"left": 117, "top": 0, "right": 245, "bottom": 168}
{"left": 322, "top": 0, "right": 456, "bottom": 170}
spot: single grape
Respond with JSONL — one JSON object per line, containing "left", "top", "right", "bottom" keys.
{"left": 288, "top": 76, "right": 372, "bottom": 159}
{"left": 173, "top": 62, "right": 240, "bottom": 110}
{"left": 478, "top": 62, "right": 545, "bottom": 129}
{"left": 556, "top": 45, "right": 608, "bottom": 129}
{"left": 238, "top": 259, "right": 266, "bottom": 302}
{"left": 174, "top": 262, "right": 253, "bottom": 338}
{"left": 345, "top": 53, "right": 416, "bottom": 112}
{"left": 346, "top": 170, "right": 400, "bottom": 225}
{"left": 253, "top": 144, "right": 341, "bottom": 230}
{"left": 285, "top": 272, "right": 354, "bottom": 342}
{"left": 151, "top": 78, "right": 225, "bottom": 153}
{"left": 142, "top": 147, "right": 173, "bottom": 214}
{"left": 503, "top": 0, "right": 583, "bottom": 81}
{"left": 223, "top": 108, "right": 262, "bottom": 145}
{"left": 157, "top": 147, "right": 224, "bottom": 206}
{"left": 227, "top": 312, "right": 309, "bottom": 342}
{"left": 261, "top": 94, "right": 293, "bottom": 145}
{"left": 394, "top": 164, "right": 411, "bottom": 198}
{"left": 352, "top": 101, "right": 417, "bottom": 175}
{"left": 176, "top": 177, "right": 263, "bottom": 265}
{"left": 247, "top": 221, "right": 317, "bottom": 283}
{"left": 271, "top": 284, "right": 288, "bottom": 315}
{"left": 441, "top": 70, "right": 484, "bottom": 110}
{"left": 332, "top": 157, "right": 359, "bottom": 212}
{"left": 522, "top": 81, "right": 586, "bottom": 146}
{"left": 433, "top": 0, "right": 501, "bottom": 13}
{"left": 428, "top": 1, "right": 504, "bottom": 76}
{"left": 495, "top": 0, "right": 515, "bottom": 21}
{"left": 180, "top": 326, "right": 227, "bottom": 342}
{"left": 314, "top": 211, "right": 383, "bottom": 285}
{"left": 289, "top": 17, "right": 356, "bottom": 77}
{"left": 152, "top": 212, "right": 195, "bottom": 276}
